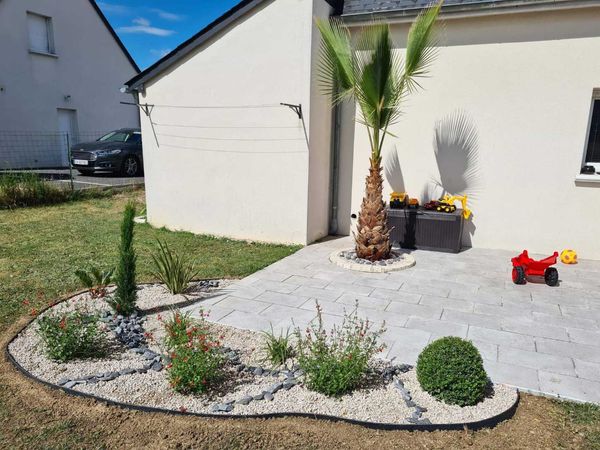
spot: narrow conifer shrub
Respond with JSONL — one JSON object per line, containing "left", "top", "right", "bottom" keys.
{"left": 416, "top": 337, "right": 489, "bottom": 406}
{"left": 109, "top": 203, "right": 137, "bottom": 314}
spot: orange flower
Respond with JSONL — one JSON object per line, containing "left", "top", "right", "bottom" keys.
{"left": 22, "top": 299, "right": 30, "bottom": 306}
{"left": 59, "top": 318, "right": 67, "bottom": 329}
{"left": 30, "top": 308, "right": 38, "bottom": 317}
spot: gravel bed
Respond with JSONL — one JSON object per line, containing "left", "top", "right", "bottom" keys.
{"left": 134, "top": 280, "right": 230, "bottom": 311}
{"left": 8, "top": 285, "right": 518, "bottom": 426}
{"left": 400, "top": 370, "right": 517, "bottom": 425}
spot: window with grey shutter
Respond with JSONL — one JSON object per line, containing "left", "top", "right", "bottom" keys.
{"left": 27, "top": 12, "right": 54, "bottom": 54}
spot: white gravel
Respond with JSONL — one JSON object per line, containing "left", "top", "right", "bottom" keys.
{"left": 400, "top": 369, "right": 517, "bottom": 424}
{"left": 9, "top": 285, "right": 518, "bottom": 425}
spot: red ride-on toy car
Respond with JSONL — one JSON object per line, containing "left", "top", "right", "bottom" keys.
{"left": 511, "top": 250, "right": 559, "bottom": 286}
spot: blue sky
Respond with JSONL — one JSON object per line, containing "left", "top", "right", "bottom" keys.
{"left": 97, "top": 1, "right": 241, "bottom": 69}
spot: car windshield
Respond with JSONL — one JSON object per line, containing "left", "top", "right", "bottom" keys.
{"left": 97, "top": 131, "right": 130, "bottom": 143}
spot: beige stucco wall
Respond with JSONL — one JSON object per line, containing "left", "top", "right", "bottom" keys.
{"left": 139, "top": 0, "right": 333, "bottom": 244}
{"left": 340, "top": 7, "right": 600, "bottom": 259}
{"left": 0, "top": 0, "right": 139, "bottom": 165}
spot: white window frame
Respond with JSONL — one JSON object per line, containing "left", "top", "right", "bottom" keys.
{"left": 576, "top": 89, "right": 600, "bottom": 184}
{"left": 26, "top": 11, "right": 56, "bottom": 56}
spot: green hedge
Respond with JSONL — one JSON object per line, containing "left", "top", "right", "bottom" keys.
{"left": 416, "top": 337, "right": 488, "bottom": 406}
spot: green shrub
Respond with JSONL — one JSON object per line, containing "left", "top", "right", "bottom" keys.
{"left": 163, "top": 309, "right": 210, "bottom": 350}
{"left": 0, "top": 172, "right": 70, "bottom": 208}
{"left": 37, "top": 309, "right": 105, "bottom": 362}
{"left": 151, "top": 240, "right": 198, "bottom": 294}
{"left": 110, "top": 203, "right": 137, "bottom": 314}
{"left": 416, "top": 337, "right": 488, "bottom": 406}
{"left": 261, "top": 326, "right": 294, "bottom": 368}
{"left": 75, "top": 266, "right": 114, "bottom": 298}
{"left": 295, "top": 302, "right": 386, "bottom": 397}
{"left": 163, "top": 309, "right": 224, "bottom": 394}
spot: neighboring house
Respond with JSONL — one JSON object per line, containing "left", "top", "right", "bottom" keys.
{"left": 0, "top": 0, "right": 140, "bottom": 168}
{"left": 125, "top": 0, "right": 600, "bottom": 258}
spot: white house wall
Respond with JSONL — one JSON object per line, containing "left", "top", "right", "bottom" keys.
{"left": 139, "top": 0, "right": 333, "bottom": 245}
{"left": 341, "top": 7, "right": 600, "bottom": 259}
{"left": 0, "top": 0, "right": 139, "bottom": 167}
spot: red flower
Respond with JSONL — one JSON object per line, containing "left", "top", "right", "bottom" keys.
{"left": 30, "top": 308, "right": 38, "bottom": 317}
{"left": 22, "top": 299, "right": 30, "bottom": 306}
{"left": 179, "top": 406, "right": 188, "bottom": 413}
{"left": 59, "top": 318, "right": 67, "bottom": 329}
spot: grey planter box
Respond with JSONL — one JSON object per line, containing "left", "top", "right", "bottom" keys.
{"left": 387, "top": 208, "right": 464, "bottom": 253}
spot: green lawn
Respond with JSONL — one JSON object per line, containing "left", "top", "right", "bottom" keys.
{"left": 1, "top": 190, "right": 600, "bottom": 449}
{"left": 0, "top": 189, "right": 300, "bottom": 327}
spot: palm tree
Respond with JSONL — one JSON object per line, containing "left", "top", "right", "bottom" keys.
{"left": 316, "top": 3, "right": 442, "bottom": 261}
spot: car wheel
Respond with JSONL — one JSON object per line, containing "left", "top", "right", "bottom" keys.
{"left": 544, "top": 267, "right": 559, "bottom": 287}
{"left": 77, "top": 169, "right": 94, "bottom": 176}
{"left": 121, "top": 156, "right": 140, "bottom": 177}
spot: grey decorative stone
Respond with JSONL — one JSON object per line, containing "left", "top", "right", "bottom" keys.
{"left": 64, "top": 381, "right": 78, "bottom": 389}
{"left": 143, "top": 350, "right": 158, "bottom": 360}
{"left": 253, "top": 367, "right": 264, "bottom": 376}
{"left": 253, "top": 392, "right": 265, "bottom": 401}
{"left": 283, "top": 379, "right": 298, "bottom": 390}
{"left": 264, "top": 392, "right": 274, "bottom": 401}
{"left": 150, "top": 360, "right": 163, "bottom": 372}
{"left": 267, "top": 382, "right": 283, "bottom": 394}
{"left": 57, "top": 377, "right": 70, "bottom": 386}
{"left": 211, "top": 403, "right": 233, "bottom": 413}
{"left": 405, "top": 399, "right": 416, "bottom": 408}
{"left": 417, "top": 419, "right": 432, "bottom": 425}
{"left": 293, "top": 369, "right": 304, "bottom": 377}
{"left": 119, "top": 368, "right": 136, "bottom": 376}
{"left": 236, "top": 396, "right": 253, "bottom": 405}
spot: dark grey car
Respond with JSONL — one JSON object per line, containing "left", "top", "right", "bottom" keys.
{"left": 71, "top": 129, "right": 143, "bottom": 177}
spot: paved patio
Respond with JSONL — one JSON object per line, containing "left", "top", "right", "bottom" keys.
{"left": 184, "top": 237, "right": 600, "bottom": 404}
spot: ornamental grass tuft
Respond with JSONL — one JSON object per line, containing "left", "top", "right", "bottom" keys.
{"left": 151, "top": 240, "right": 198, "bottom": 294}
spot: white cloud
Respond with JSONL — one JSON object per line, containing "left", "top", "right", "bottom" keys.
{"left": 118, "top": 18, "right": 174, "bottom": 37}
{"left": 151, "top": 8, "right": 185, "bottom": 21}
{"left": 97, "top": 2, "right": 130, "bottom": 15}
{"left": 150, "top": 48, "right": 172, "bottom": 58}
{"left": 132, "top": 17, "right": 151, "bottom": 27}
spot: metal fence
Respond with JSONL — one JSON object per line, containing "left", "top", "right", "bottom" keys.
{"left": 0, "top": 131, "right": 108, "bottom": 170}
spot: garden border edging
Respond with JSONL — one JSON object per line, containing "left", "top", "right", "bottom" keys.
{"left": 4, "top": 288, "right": 520, "bottom": 432}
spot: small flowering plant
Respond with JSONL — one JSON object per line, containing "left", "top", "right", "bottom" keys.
{"left": 295, "top": 302, "right": 386, "bottom": 397}
{"left": 163, "top": 309, "right": 224, "bottom": 394}
{"left": 37, "top": 305, "right": 105, "bottom": 362}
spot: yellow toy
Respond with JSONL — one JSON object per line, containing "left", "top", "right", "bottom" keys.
{"left": 390, "top": 192, "right": 408, "bottom": 209}
{"left": 436, "top": 194, "right": 472, "bottom": 220}
{"left": 560, "top": 249, "right": 578, "bottom": 264}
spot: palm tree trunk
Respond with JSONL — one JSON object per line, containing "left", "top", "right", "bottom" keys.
{"left": 354, "top": 157, "right": 392, "bottom": 261}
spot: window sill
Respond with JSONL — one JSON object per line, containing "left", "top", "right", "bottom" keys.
{"left": 575, "top": 174, "right": 600, "bottom": 185}
{"left": 28, "top": 49, "right": 58, "bottom": 58}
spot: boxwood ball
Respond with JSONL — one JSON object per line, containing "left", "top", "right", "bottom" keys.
{"left": 416, "top": 337, "right": 488, "bottom": 407}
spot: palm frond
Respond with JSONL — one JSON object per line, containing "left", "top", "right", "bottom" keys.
{"left": 404, "top": 1, "right": 443, "bottom": 92}
{"left": 315, "top": 18, "right": 355, "bottom": 103}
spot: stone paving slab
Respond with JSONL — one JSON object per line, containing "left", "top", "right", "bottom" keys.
{"left": 184, "top": 236, "right": 600, "bottom": 404}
